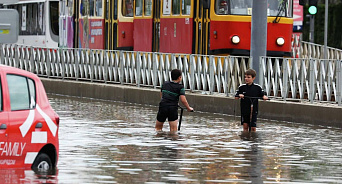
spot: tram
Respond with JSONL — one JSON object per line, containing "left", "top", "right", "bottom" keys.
{"left": 60, "top": 0, "right": 293, "bottom": 57}
{"left": 3, "top": 0, "right": 59, "bottom": 48}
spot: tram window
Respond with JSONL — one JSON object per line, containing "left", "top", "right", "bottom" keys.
{"left": 216, "top": 0, "right": 229, "bottom": 15}
{"left": 172, "top": 0, "right": 180, "bottom": 15}
{"left": 268, "top": 0, "right": 291, "bottom": 17}
{"left": 16, "top": 3, "right": 45, "bottom": 36}
{"left": 89, "top": 0, "right": 95, "bottom": 16}
{"left": 136, "top": 0, "right": 143, "bottom": 16}
{"left": 27, "top": 4, "right": 34, "bottom": 34}
{"left": 68, "top": 0, "right": 74, "bottom": 16}
{"left": 106, "top": 0, "right": 109, "bottom": 19}
{"left": 122, "top": 0, "right": 133, "bottom": 17}
{"left": 144, "top": 0, "right": 152, "bottom": 16}
{"left": 50, "top": 1, "right": 59, "bottom": 37}
{"left": 230, "top": 0, "right": 252, "bottom": 15}
{"left": 95, "top": 0, "right": 103, "bottom": 17}
{"left": 60, "top": 1, "right": 64, "bottom": 16}
{"left": 80, "top": 0, "right": 88, "bottom": 16}
{"left": 30, "top": 4, "right": 38, "bottom": 34}
{"left": 182, "top": 0, "right": 191, "bottom": 15}
{"left": 36, "top": 3, "right": 44, "bottom": 35}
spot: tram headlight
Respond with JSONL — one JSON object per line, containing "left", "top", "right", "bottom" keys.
{"left": 276, "top": 37, "right": 285, "bottom": 46}
{"left": 231, "top": 35, "right": 240, "bottom": 44}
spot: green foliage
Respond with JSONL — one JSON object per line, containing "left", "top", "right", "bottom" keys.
{"left": 302, "top": 3, "right": 342, "bottom": 49}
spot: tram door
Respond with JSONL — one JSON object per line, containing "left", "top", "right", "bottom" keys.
{"left": 74, "top": 0, "right": 79, "bottom": 48}
{"left": 133, "top": 0, "right": 154, "bottom": 52}
{"left": 152, "top": 0, "right": 160, "bottom": 52}
{"left": 106, "top": 0, "right": 134, "bottom": 50}
{"left": 193, "top": 0, "right": 210, "bottom": 55}
{"left": 105, "top": 0, "right": 117, "bottom": 50}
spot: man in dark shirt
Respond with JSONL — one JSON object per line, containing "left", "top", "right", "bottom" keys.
{"left": 235, "top": 69, "right": 268, "bottom": 132}
{"left": 155, "top": 69, "right": 193, "bottom": 132}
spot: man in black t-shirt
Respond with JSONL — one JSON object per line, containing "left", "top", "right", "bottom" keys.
{"left": 235, "top": 69, "right": 268, "bottom": 132}
{"left": 155, "top": 69, "right": 193, "bottom": 132}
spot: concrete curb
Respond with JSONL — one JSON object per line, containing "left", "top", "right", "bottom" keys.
{"left": 41, "top": 78, "right": 342, "bottom": 128}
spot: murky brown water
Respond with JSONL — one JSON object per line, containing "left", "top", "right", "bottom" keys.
{"left": 5, "top": 94, "right": 342, "bottom": 183}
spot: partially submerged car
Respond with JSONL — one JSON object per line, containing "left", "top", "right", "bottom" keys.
{"left": 0, "top": 65, "right": 59, "bottom": 171}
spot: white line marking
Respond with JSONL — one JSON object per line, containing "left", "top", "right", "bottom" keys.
{"left": 36, "top": 104, "right": 57, "bottom": 137}
{"left": 24, "top": 152, "right": 38, "bottom": 164}
{"left": 31, "top": 131, "right": 47, "bottom": 143}
{"left": 19, "top": 110, "right": 35, "bottom": 137}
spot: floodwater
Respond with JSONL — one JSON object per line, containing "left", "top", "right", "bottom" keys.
{"left": 5, "top": 94, "right": 342, "bottom": 183}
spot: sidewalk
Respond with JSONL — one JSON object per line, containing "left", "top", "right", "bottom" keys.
{"left": 41, "top": 78, "right": 342, "bottom": 128}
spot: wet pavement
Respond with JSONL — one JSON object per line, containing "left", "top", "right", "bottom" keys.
{"left": 5, "top": 94, "right": 342, "bottom": 183}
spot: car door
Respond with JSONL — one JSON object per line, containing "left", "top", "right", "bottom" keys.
{"left": 6, "top": 74, "right": 38, "bottom": 168}
{"left": 0, "top": 75, "right": 10, "bottom": 167}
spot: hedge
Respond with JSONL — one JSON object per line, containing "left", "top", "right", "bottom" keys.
{"left": 301, "top": 3, "right": 342, "bottom": 49}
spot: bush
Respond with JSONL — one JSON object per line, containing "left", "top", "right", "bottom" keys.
{"left": 301, "top": 3, "right": 342, "bottom": 49}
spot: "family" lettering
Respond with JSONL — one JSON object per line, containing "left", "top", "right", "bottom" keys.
{"left": 0, "top": 142, "right": 26, "bottom": 156}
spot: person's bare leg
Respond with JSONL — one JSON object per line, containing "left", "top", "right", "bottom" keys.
{"left": 155, "top": 120, "right": 164, "bottom": 131}
{"left": 251, "top": 127, "right": 256, "bottom": 132}
{"left": 243, "top": 123, "right": 249, "bottom": 131}
{"left": 169, "top": 120, "right": 178, "bottom": 132}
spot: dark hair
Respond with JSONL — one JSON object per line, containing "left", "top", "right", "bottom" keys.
{"left": 245, "top": 69, "right": 256, "bottom": 78}
{"left": 171, "top": 69, "right": 182, "bottom": 80}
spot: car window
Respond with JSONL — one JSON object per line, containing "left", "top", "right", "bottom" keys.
{"left": 7, "top": 74, "right": 36, "bottom": 111}
{"left": 28, "top": 78, "right": 36, "bottom": 108}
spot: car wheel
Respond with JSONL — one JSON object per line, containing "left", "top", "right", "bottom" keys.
{"left": 32, "top": 153, "right": 52, "bottom": 172}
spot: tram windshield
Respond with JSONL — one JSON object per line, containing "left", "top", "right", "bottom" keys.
{"left": 215, "top": 0, "right": 293, "bottom": 17}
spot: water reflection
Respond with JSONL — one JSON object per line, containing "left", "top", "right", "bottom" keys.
{"left": 2, "top": 94, "right": 342, "bottom": 183}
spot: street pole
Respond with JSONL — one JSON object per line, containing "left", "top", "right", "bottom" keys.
{"left": 309, "top": 15, "right": 315, "bottom": 43}
{"left": 324, "top": 0, "right": 328, "bottom": 59}
{"left": 250, "top": 0, "right": 268, "bottom": 84}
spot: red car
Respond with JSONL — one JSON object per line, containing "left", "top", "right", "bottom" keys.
{"left": 0, "top": 65, "right": 59, "bottom": 171}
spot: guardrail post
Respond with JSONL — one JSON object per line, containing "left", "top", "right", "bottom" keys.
{"left": 209, "top": 55, "right": 214, "bottom": 95}
{"left": 46, "top": 48, "right": 51, "bottom": 77}
{"left": 152, "top": 52, "right": 157, "bottom": 89}
{"left": 190, "top": 55, "right": 195, "bottom": 92}
{"left": 171, "top": 53, "right": 177, "bottom": 69}
{"left": 0, "top": 44, "right": 3, "bottom": 64}
{"left": 75, "top": 49, "right": 80, "bottom": 81}
{"left": 29, "top": 46, "right": 34, "bottom": 74}
{"left": 259, "top": 56, "right": 264, "bottom": 89}
{"left": 61, "top": 49, "right": 66, "bottom": 79}
{"left": 337, "top": 60, "right": 342, "bottom": 106}
{"left": 104, "top": 51, "right": 108, "bottom": 83}
{"left": 136, "top": 51, "right": 141, "bottom": 87}
{"left": 14, "top": 45, "right": 19, "bottom": 68}
{"left": 118, "top": 51, "right": 123, "bottom": 84}
{"left": 282, "top": 59, "right": 288, "bottom": 101}
{"left": 90, "top": 49, "right": 94, "bottom": 82}
{"left": 309, "top": 59, "right": 315, "bottom": 103}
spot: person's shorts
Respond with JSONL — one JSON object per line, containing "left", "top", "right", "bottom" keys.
{"left": 156, "top": 106, "right": 178, "bottom": 122}
{"left": 241, "top": 113, "right": 257, "bottom": 127}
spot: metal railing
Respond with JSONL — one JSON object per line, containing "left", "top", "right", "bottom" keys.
{"left": 301, "top": 41, "right": 342, "bottom": 60}
{"left": 1, "top": 44, "right": 341, "bottom": 106}
{"left": 260, "top": 57, "right": 342, "bottom": 105}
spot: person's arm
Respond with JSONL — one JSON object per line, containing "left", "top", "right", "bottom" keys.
{"left": 235, "top": 86, "right": 244, "bottom": 99}
{"left": 259, "top": 86, "right": 268, "bottom": 100}
{"left": 180, "top": 95, "right": 193, "bottom": 112}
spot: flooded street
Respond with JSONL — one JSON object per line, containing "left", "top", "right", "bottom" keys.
{"left": 8, "top": 94, "right": 342, "bottom": 183}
